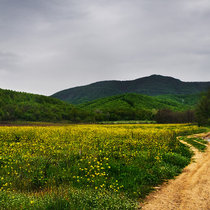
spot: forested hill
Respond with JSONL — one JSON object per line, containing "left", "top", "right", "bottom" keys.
{"left": 0, "top": 88, "right": 77, "bottom": 122}
{"left": 79, "top": 93, "right": 198, "bottom": 112}
{"left": 0, "top": 88, "right": 201, "bottom": 123}
{"left": 51, "top": 75, "right": 210, "bottom": 104}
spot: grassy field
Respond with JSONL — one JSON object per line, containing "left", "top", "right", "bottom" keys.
{"left": 97, "top": 120, "right": 156, "bottom": 124}
{"left": 0, "top": 124, "right": 208, "bottom": 209}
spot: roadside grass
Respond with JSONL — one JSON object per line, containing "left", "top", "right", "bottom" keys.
{"left": 180, "top": 137, "right": 207, "bottom": 152}
{"left": 193, "top": 138, "right": 208, "bottom": 145}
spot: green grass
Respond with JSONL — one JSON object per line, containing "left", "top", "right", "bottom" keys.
{"left": 97, "top": 120, "right": 156, "bottom": 124}
{"left": 0, "top": 187, "right": 137, "bottom": 210}
{"left": 193, "top": 138, "right": 209, "bottom": 145}
{"left": 181, "top": 137, "right": 207, "bottom": 152}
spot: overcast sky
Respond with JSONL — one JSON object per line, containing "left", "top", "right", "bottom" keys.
{"left": 0, "top": 0, "right": 210, "bottom": 95}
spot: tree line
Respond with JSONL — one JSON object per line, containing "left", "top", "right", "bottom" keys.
{"left": 155, "top": 89, "right": 210, "bottom": 125}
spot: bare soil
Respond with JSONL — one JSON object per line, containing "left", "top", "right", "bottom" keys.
{"left": 140, "top": 132, "right": 210, "bottom": 210}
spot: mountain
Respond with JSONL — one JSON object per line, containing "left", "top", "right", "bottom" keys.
{"left": 79, "top": 93, "right": 196, "bottom": 112}
{"left": 0, "top": 88, "right": 76, "bottom": 122}
{"left": 51, "top": 75, "right": 210, "bottom": 104}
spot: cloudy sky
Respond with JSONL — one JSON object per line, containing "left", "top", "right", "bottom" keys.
{"left": 0, "top": 0, "right": 210, "bottom": 95}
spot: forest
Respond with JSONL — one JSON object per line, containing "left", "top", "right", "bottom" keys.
{"left": 0, "top": 88, "right": 209, "bottom": 125}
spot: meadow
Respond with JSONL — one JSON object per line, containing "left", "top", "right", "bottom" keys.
{"left": 0, "top": 124, "right": 207, "bottom": 209}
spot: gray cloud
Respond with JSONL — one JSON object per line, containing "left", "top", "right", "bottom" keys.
{"left": 0, "top": 51, "right": 20, "bottom": 72}
{"left": 0, "top": 0, "right": 210, "bottom": 95}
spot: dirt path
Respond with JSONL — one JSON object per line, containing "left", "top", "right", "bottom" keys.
{"left": 140, "top": 133, "right": 210, "bottom": 210}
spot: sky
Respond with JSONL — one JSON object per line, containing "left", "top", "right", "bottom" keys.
{"left": 0, "top": 0, "right": 210, "bottom": 95}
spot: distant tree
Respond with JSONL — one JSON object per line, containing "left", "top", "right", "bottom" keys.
{"left": 155, "top": 109, "right": 195, "bottom": 124}
{"left": 196, "top": 89, "right": 210, "bottom": 126}
{"left": 185, "top": 110, "right": 195, "bottom": 123}
{"left": 155, "top": 109, "right": 172, "bottom": 123}
{"left": 0, "top": 108, "right": 4, "bottom": 121}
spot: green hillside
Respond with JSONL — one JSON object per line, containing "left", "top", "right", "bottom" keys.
{"left": 0, "top": 88, "right": 200, "bottom": 123}
{"left": 52, "top": 75, "right": 210, "bottom": 104}
{"left": 79, "top": 93, "right": 197, "bottom": 111}
{"left": 0, "top": 88, "right": 78, "bottom": 122}
{"left": 76, "top": 93, "right": 199, "bottom": 122}
{"left": 154, "top": 94, "right": 200, "bottom": 107}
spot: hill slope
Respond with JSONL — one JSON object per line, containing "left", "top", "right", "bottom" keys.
{"left": 0, "top": 88, "right": 75, "bottom": 122}
{"left": 52, "top": 75, "right": 210, "bottom": 104}
{"left": 79, "top": 93, "right": 196, "bottom": 112}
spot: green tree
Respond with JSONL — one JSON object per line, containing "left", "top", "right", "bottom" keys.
{"left": 196, "top": 89, "right": 210, "bottom": 126}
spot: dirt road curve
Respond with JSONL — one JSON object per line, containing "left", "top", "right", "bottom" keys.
{"left": 140, "top": 133, "right": 210, "bottom": 210}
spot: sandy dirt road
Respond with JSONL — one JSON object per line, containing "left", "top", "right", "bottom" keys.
{"left": 140, "top": 133, "right": 210, "bottom": 210}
